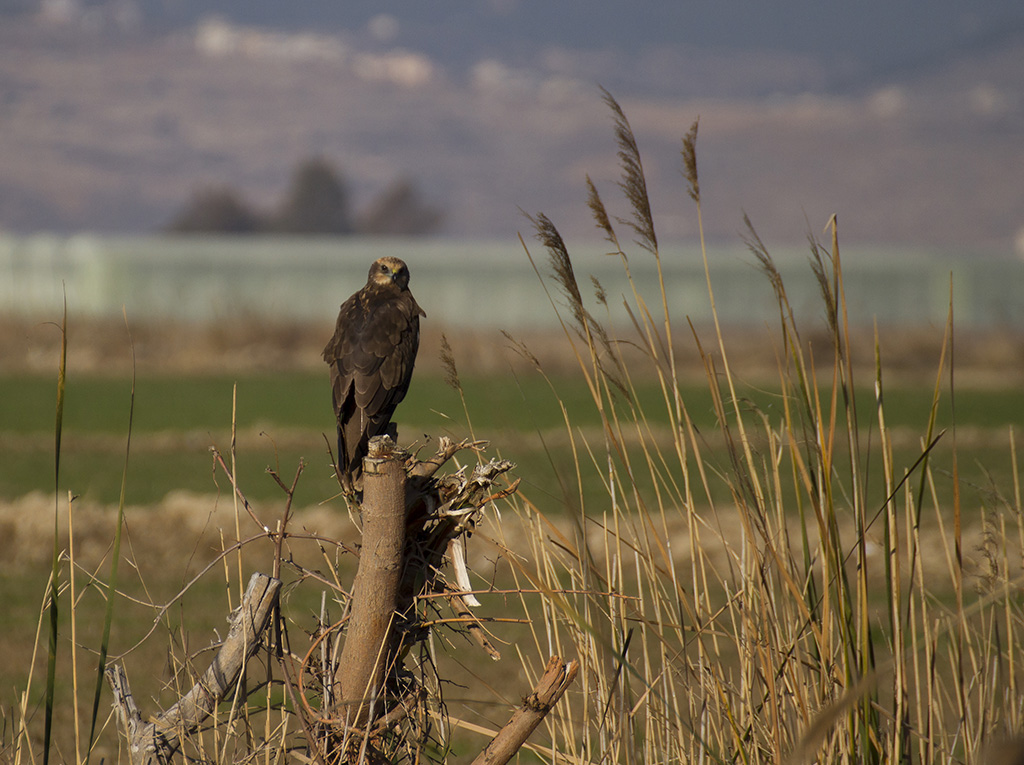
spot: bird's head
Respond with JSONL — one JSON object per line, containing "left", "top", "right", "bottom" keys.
{"left": 368, "top": 256, "right": 411, "bottom": 290}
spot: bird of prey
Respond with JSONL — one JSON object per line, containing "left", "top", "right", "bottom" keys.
{"left": 323, "top": 256, "right": 424, "bottom": 492}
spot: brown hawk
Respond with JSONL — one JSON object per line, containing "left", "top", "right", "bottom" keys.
{"left": 323, "top": 256, "right": 424, "bottom": 491}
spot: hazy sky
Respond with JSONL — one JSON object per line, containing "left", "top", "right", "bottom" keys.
{"left": 143, "top": 0, "right": 1024, "bottom": 81}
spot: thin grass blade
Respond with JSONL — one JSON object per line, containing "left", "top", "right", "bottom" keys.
{"left": 85, "top": 312, "right": 135, "bottom": 762}
{"left": 44, "top": 293, "right": 68, "bottom": 765}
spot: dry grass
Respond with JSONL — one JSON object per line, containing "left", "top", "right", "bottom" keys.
{"left": 0, "top": 491, "right": 354, "bottom": 570}
{"left": 488, "top": 95, "right": 1024, "bottom": 763}
{"left": 4, "top": 312, "right": 1024, "bottom": 388}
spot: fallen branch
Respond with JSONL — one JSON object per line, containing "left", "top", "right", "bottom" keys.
{"left": 106, "top": 572, "right": 282, "bottom": 765}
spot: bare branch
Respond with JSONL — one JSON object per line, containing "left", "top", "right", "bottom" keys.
{"left": 407, "top": 436, "right": 488, "bottom": 479}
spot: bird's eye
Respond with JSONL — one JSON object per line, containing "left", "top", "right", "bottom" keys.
{"left": 379, "top": 264, "right": 388, "bottom": 272}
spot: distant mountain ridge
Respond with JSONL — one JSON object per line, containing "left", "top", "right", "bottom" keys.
{"left": 3, "top": 5, "right": 1024, "bottom": 250}
{"left": 14, "top": 0, "right": 1024, "bottom": 94}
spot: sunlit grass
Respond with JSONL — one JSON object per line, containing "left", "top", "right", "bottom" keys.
{"left": 0, "top": 372, "right": 1020, "bottom": 508}
{"left": 489, "top": 92, "right": 1024, "bottom": 764}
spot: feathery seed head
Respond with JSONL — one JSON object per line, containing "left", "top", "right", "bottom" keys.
{"left": 682, "top": 118, "right": 700, "bottom": 203}
{"left": 601, "top": 87, "right": 657, "bottom": 255}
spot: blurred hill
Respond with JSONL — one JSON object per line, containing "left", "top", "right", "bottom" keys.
{"left": 1, "top": 5, "right": 1023, "bottom": 250}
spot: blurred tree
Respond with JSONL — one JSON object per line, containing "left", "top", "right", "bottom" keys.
{"left": 164, "top": 185, "right": 261, "bottom": 234}
{"left": 161, "top": 159, "right": 443, "bottom": 237}
{"left": 357, "top": 178, "right": 444, "bottom": 236}
{"left": 272, "top": 156, "right": 353, "bottom": 235}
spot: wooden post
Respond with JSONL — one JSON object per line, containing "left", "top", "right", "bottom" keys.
{"left": 335, "top": 435, "right": 407, "bottom": 730}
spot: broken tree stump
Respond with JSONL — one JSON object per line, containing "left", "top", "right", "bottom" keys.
{"left": 471, "top": 656, "right": 579, "bottom": 765}
{"left": 335, "top": 435, "right": 407, "bottom": 730}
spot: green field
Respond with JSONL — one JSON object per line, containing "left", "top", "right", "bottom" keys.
{"left": 1, "top": 369, "right": 1020, "bottom": 510}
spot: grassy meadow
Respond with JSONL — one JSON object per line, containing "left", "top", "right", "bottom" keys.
{"left": 2, "top": 367, "right": 1020, "bottom": 507}
{"left": 5, "top": 345, "right": 1017, "bottom": 538}
{"left": 5, "top": 93, "right": 1024, "bottom": 764}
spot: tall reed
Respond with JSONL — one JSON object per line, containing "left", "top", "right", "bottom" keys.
{"left": 502, "top": 91, "right": 1024, "bottom": 764}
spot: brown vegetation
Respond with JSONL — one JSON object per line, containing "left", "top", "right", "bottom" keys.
{"left": 3, "top": 312, "right": 1024, "bottom": 386}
